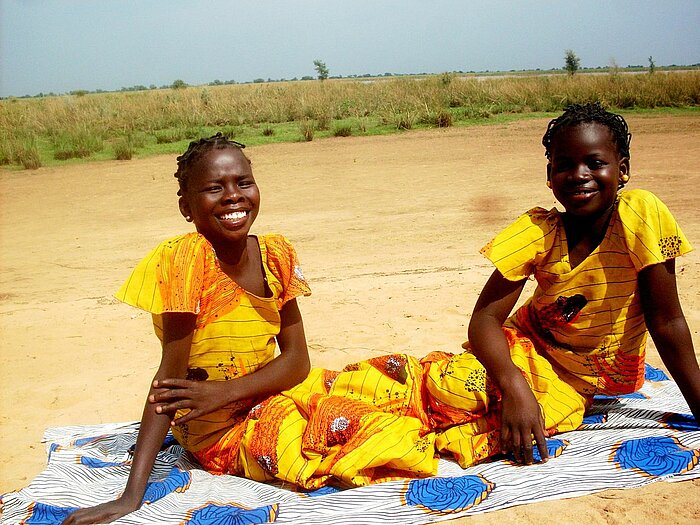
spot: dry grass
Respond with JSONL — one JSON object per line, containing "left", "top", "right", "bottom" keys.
{"left": 1, "top": 71, "right": 699, "bottom": 168}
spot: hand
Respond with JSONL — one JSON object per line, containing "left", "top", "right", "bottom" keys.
{"left": 149, "top": 378, "right": 231, "bottom": 425}
{"left": 61, "top": 498, "right": 139, "bottom": 525}
{"left": 499, "top": 376, "right": 549, "bottom": 465}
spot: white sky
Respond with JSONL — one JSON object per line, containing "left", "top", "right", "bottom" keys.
{"left": 1, "top": 0, "right": 699, "bottom": 97}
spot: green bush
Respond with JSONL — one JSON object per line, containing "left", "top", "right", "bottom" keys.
{"left": 52, "top": 129, "right": 103, "bottom": 160}
{"left": 16, "top": 135, "right": 42, "bottom": 169}
{"left": 332, "top": 124, "right": 352, "bottom": 137}
{"left": 113, "top": 136, "right": 134, "bottom": 160}
{"left": 299, "top": 119, "right": 314, "bottom": 141}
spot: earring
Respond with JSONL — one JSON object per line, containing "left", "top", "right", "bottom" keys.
{"left": 185, "top": 215, "right": 192, "bottom": 222}
{"left": 620, "top": 174, "right": 630, "bottom": 183}
{"left": 546, "top": 179, "right": 552, "bottom": 188}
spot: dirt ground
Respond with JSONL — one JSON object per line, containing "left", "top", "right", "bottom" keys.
{"left": 1, "top": 115, "right": 699, "bottom": 523}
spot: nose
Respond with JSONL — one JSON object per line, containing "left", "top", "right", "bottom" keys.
{"left": 570, "top": 163, "right": 591, "bottom": 182}
{"left": 222, "top": 183, "right": 243, "bottom": 203}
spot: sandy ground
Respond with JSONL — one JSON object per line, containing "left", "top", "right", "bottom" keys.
{"left": 1, "top": 115, "right": 699, "bottom": 523}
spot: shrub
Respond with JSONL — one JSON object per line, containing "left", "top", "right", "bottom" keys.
{"left": 154, "top": 128, "right": 187, "bottom": 144}
{"left": 219, "top": 125, "right": 238, "bottom": 139}
{"left": 332, "top": 124, "right": 352, "bottom": 137}
{"left": 262, "top": 126, "right": 275, "bottom": 136}
{"left": 113, "top": 136, "right": 134, "bottom": 160}
{"left": 16, "top": 135, "right": 42, "bottom": 169}
{"left": 423, "top": 110, "right": 453, "bottom": 128}
{"left": 394, "top": 111, "right": 416, "bottom": 130}
{"left": 52, "top": 129, "right": 103, "bottom": 160}
{"left": 299, "top": 119, "right": 314, "bottom": 141}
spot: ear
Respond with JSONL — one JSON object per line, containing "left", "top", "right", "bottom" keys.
{"left": 618, "top": 157, "right": 630, "bottom": 185}
{"left": 179, "top": 195, "right": 192, "bottom": 221}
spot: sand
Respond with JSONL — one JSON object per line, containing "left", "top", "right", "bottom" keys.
{"left": 1, "top": 115, "right": 699, "bottom": 523}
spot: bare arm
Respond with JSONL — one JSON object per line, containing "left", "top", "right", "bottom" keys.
{"left": 467, "top": 270, "right": 548, "bottom": 463}
{"left": 150, "top": 299, "right": 310, "bottom": 425}
{"left": 62, "top": 312, "right": 195, "bottom": 525}
{"left": 639, "top": 259, "right": 700, "bottom": 421}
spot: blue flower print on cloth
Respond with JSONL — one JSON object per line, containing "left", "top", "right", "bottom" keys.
{"left": 302, "top": 485, "right": 342, "bottom": 497}
{"left": 662, "top": 413, "right": 699, "bottom": 431}
{"left": 402, "top": 475, "right": 494, "bottom": 514}
{"left": 142, "top": 467, "right": 192, "bottom": 504}
{"left": 594, "top": 391, "right": 648, "bottom": 401}
{"left": 612, "top": 436, "right": 700, "bottom": 477}
{"left": 505, "top": 438, "right": 569, "bottom": 463}
{"left": 80, "top": 456, "right": 125, "bottom": 468}
{"left": 72, "top": 434, "right": 108, "bottom": 447}
{"left": 23, "top": 502, "right": 79, "bottom": 525}
{"left": 183, "top": 502, "right": 279, "bottom": 525}
{"left": 581, "top": 412, "right": 608, "bottom": 426}
{"left": 644, "top": 364, "right": 670, "bottom": 382}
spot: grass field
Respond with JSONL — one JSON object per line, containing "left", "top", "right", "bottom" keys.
{"left": 1, "top": 70, "right": 699, "bottom": 169}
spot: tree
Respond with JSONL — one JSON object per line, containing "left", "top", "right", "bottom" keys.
{"left": 564, "top": 49, "right": 580, "bottom": 76}
{"left": 648, "top": 56, "right": 656, "bottom": 75}
{"left": 313, "top": 59, "right": 329, "bottom": 81}
{"left": 171, "top": 79, "right": 187, "bottom": 89}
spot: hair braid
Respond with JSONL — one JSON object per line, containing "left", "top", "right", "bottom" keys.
{"left": 174, "top": 133, "right": 248, "bottom": 195}
{"left": 542, "top": 102, "right": 632, "bottom": 160}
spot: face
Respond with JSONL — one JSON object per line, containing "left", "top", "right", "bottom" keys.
{"left": 179, "top": 147, "right": 260, "bottom": 248}
{"left": 547, "top": 122, "right": 629, "bottom": 220}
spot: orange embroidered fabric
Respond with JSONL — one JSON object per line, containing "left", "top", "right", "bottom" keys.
{"left": 116, "top": 232, "right": 311, "bottom": 329}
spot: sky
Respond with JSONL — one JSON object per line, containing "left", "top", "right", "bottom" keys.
{"left": 1, "top": 0, "right": 699, "bottom": 97}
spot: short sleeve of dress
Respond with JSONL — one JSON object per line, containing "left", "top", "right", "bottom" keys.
{"left": 618, "top": 189, "right": 693, "bottom": 271}
{"left": 260, "top": 234, "right": 311, "bottom": 308}
{"left": 115, "top": 233, "right": 208, "bottom": 314}
{"left": 480, "top": 207, "right": 557, "bottom": 281}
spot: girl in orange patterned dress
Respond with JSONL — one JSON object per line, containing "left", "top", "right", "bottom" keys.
{"left": 63, "top": 134, "right": 312, "bottom": 524}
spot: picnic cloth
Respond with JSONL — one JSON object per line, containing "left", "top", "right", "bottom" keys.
{"left": 1, "top": 364, "right": 698, "bottom": 525}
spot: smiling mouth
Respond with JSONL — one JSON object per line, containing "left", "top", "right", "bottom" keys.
{"left": 219, "top": 211, "right": 247, "bottom": 221}
{"left": 567, "top": 188, "right": 596, "bottom": 196}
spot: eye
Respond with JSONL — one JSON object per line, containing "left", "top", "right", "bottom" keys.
{"left": 238, "top": 179, "right": 256, "bottom": 188}
{"left": 201, "top": 184, "right": 222, "bottom": 193}
{"left": 552, "top": 160, "right": 572, "bottom": 173}
{"left": 588, "top": 159, "right": 606, "bottom": 169}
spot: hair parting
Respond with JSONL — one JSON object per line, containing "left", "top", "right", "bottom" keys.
{"left": 174, "top": 133, "right": 249, "bottom": 195}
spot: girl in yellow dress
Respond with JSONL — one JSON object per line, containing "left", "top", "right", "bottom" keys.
{"left": 64, "top": 134, "right": 312, "bottom": 524}
{"left": 428, "top": 102, "right": 700, "bottom": 466}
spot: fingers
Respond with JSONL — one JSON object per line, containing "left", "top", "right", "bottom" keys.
{"left": 171, "top": 409, "right": 199, "bottom": 426}
{"left": 152, "top": 378, "right": 190, "bottom": 389}
{"left": 533, "top": 421, "right": 549, "bottom": 463}
{"left": 502, "top": 424, "right": 548, "bottom": 465}
{"left": 153, "top": 399, "right": 190, "bottom": 415}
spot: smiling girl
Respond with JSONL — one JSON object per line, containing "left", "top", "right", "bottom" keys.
{"left": 425, "top": 102, "right": 700, "bottom": 466}
{"left": 63, "top": 134, "right": 311, "bottom": 524}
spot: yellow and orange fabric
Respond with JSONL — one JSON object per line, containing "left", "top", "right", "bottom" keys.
{"left": 115, "top": 190, "right": 692, "bottom": 489}
{"left": 482, "top": 189, "right": 692, "bottom": 396}
{"left": 116, "top": 233, "right": 311, "bottom": 451}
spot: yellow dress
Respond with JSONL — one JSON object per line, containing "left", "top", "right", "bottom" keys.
{"left": 115, "top": 232, "right": 311, "bottom": 452}
{"left": 424, "top": 189, "right": 692, "bottom": 466}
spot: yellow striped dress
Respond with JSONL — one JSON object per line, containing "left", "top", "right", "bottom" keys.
{"left": 115, "top": 233, "right": 311, "bottom": 453}
{"left": 424, "top": 189, "right": 693, "bottom": 466}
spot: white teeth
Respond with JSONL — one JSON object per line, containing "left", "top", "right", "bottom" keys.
{"left": 220, "top": 211, "right": 247, "bottom": 221}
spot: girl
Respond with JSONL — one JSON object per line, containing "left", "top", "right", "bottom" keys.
{"left": 428, "top": 102, "right": 700, "bottom": 465}
{"left": 63, "top": 134, "right": 312, "bottom": 524}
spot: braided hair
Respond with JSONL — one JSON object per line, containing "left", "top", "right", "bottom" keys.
{"left": 174, "top": 133, "right": 248, "bottom": 195}
{"left": 542, "top": 102, "right": 632, "bottom": 161}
